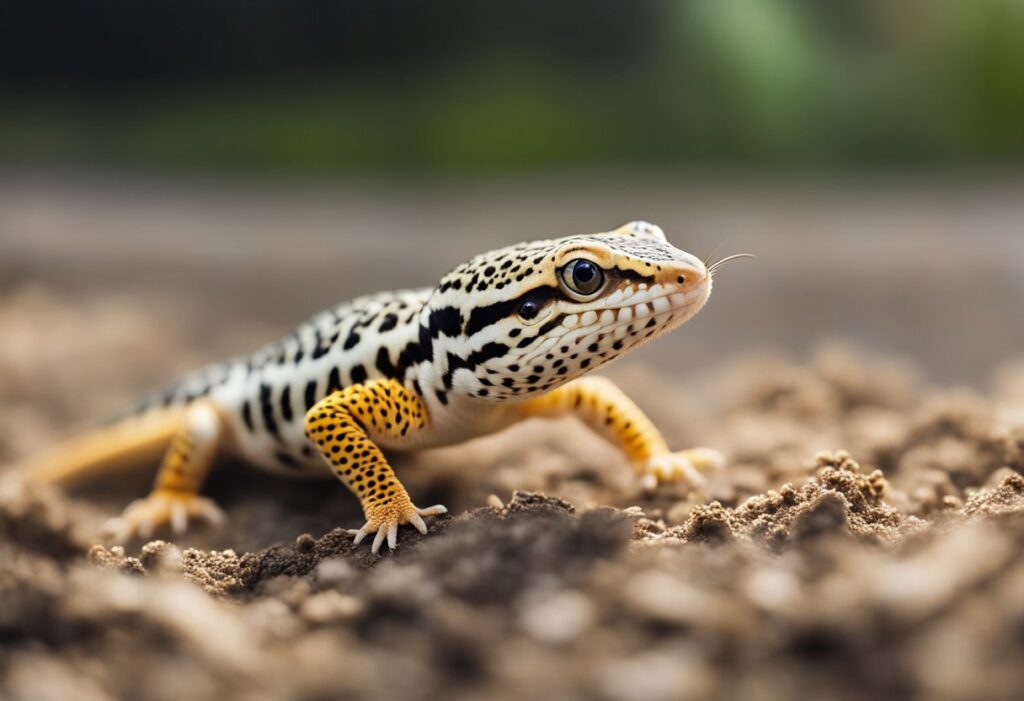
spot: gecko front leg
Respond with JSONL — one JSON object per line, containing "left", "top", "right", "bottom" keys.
{"left": 519, "top": 376, "right": 725, "bottom": 491}
{"left": 305, "top": 379, "right": 447, "bottom": 554}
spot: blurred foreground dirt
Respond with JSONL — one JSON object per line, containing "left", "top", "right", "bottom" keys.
{"left": 3, "top": 287, "right": 1024, "bottom": 701}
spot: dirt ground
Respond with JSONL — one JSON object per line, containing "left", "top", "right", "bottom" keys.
{"left": 3, "top": 286, "right": 1024, "bottom": 701}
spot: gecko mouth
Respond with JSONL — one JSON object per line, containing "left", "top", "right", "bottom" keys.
{"left": 559, "top": 280, "right": 708, "bottom": 333}
{"left": 518, "top": 282, "right": 709, "bottom": 367}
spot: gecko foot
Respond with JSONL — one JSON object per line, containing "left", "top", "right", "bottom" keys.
{"left": 640, "top": 447, "right": 727, "bottom": 492}
{"left": 353, "top": 498, "right": 448, "bottom": 555}
{"left": 103, "top": 489, "right": 226, "bottom": 543}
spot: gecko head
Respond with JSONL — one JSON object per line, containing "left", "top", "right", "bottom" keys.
{"left": 421, "top": 221, "right": 712, "bottom": 402}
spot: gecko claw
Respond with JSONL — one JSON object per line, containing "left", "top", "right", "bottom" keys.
{"left": 353, "top": 500, "right": 447, "bottom": 554}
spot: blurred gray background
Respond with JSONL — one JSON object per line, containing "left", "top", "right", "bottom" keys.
{"left": 2, "top": 0, "right": 1023, "bottom": 387}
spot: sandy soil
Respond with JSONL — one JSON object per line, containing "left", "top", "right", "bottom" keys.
{"left": 4, "top": 286, "right": 1024, "bottom": 700}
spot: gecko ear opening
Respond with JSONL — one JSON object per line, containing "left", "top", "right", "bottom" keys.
{"left": 613, "top": 221, "right": 667, "bottom": 242}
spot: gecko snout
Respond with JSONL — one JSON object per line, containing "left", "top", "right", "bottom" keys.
{"left": 662, "top": 253, "right": 709, "bottom": 295}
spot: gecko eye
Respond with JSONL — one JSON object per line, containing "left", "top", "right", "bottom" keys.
{"left": 518, "top": 299, "right": 540, "bottom": 320}
{"left": 560, "top": 259, "right": 605, "bottom": 297}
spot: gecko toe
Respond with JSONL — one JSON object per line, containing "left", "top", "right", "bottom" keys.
{"left": 687, "top": 447, "right": 727, "bottom": 471}
{"left": 371, "top": 528, "right": 387, "bottom": 555}
{"left": 353, "top": 524, "right": 373, "bottom": 546}
{"left": 102, "top": 516, "right": 132, "bottom": 545}
{"left": 106, "top": 491, "right": 226, "bottom": 543}
{"left": 642, "top": 449, "right": 724, "bottom": 491}
{"left": 408, "top": 512, "right": 428, "bottom": 535}
{"left": 170, "top": 502, "right": 188, "bottom": 535}
{"left": 352, "top": 500, "right": 447, "bottom": 555}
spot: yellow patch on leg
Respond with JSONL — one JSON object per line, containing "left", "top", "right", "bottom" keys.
{"left": 520, "top": 376, "right": 727, "bottom": 491}
{"left": 306, "top": 379, "right": 446, "bottom": 554}
{"left": 106, "top": 401, "right": 225, "bottom": 543}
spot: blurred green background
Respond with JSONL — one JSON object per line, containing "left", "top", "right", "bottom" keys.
{"left": 3, "top": 0, "right": 1023, "bottom": 173}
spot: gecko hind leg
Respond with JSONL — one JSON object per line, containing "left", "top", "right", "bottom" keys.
{"left": 104, "top": 401, "right": 226, "bottom": 543}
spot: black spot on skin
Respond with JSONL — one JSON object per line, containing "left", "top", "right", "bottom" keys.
{"left": 259, "top": 383, "right": 281, "bottom": 440}
{"left": 344, "top": 332, "right": 361, "bottom": 350}
{"left": 280, "top": 385, "right": 294, "bottom": 422}
{"left": 275, "top": 451, "right": 300, "bottom": 469}
{"left": 327, "top": 367, "right": 342, "bottom": 394}
{"left": 152, "top": 387, "right": 176, "bottom": 409}
{"left": 391, "top": 339, "right": 423, "bottom": 379}
{"left": 241, "top": 401, "right": 255, "bottom": 431}
{"left": 376, "top": 347, "right": 403, "bottom": 380}
{"left": 379, "top": 313, "right": 399, "bottom": 333}
{"left": 464, "top": 286, "right": 555, "bottom": 336}
{"left": 350, "top": 364, "right": 368, "bottom": 385}
{"left": 304, "top": 380, "right": 318, "bottom": 411}
{"left": 441, "top": 343, "right": 510, "bottom": 389}
{"left": 312, "top": 330, "right": 330, "bottom": 359}
{"left": 430, "top": 306, "right": 463, "bottom": 338}
{"left": 538, "top": 317, "right": 562, "bottom": 335}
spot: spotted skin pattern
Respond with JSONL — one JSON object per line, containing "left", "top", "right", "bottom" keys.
{"left": 29, "top": 221, "right": 724, "bottom": 553}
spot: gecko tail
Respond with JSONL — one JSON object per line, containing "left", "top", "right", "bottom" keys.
{"left": 18, "top": 409, "right": 185, "bottom": 487}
